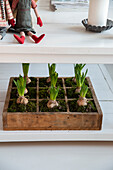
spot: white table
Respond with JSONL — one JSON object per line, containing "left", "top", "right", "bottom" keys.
{"left": 1, "top": 23, "right": 113, "bottom": 63}
{"left": 0, "top": 0, "right": 113, "bottom": 142}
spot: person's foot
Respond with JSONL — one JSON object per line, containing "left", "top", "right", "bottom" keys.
{"left": 32, "top": 34, "right": 45, "bottom": 43}
{"left": 14, "top": 34, "right": 25, "bottom": 44}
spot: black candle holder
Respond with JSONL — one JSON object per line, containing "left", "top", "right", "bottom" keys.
{"left": 82, "top": 19, "right": 113, "bottom": 33}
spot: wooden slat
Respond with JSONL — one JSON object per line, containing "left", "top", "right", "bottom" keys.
{"left": 0, "top": 102, "right": 4, "bottom": 130}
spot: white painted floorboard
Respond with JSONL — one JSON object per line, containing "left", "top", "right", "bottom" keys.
{"left": 0, "top": 142, "right": 113, "bottom": 170}
{"left": 105, "top": 64, "right": 113, "bottom": 81}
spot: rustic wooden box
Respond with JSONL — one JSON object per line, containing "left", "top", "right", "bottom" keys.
{"left": 3, "top": 77, "right": 103, "bottom": 130}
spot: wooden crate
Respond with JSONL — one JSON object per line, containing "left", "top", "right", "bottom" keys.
{"left": 3, "top": 77, "right": 103, "bottom": 130}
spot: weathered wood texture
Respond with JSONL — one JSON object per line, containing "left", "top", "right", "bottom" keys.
{"left": 3, "top": 77, "right": 103, "bottom": 130}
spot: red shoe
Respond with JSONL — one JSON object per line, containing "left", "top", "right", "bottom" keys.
{"left": 14, "top": 34, "right": 25, "bottom": 44}
{"left": 32, "top": 34, "right": 45, "bottom": 43}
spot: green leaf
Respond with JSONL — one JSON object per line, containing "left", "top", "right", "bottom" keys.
{"left": 50, "top": 85, "right": 59, "bottom": 101}
{"left": 13, "top": 75, "right": 26, "bottom": 97}
{"left": 22, "top": 63, "right": 30, "bottom": 77}
{"left": 80, "top": 84, "right": 88, "bottom": 98}
{"left": 74, "top": 64, "right": 88, "bottom": 89}
{"left": 48, "top": 63, "right": 56, "bottom": 77}
{"left": 13, "top": 80, "right": 17, "bottom": 86}
{"left": 50, "top": 71, "right": 58, "bottom": 87}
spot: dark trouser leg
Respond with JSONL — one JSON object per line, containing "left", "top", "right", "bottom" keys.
{"left": 0, "top": 27, "right": 7, "bottom": 40}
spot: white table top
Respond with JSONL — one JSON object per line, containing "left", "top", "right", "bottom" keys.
{"left": 0, "top": 0, "right": 113, "bottom": 63}
{"left": 1, "top": 23, "right": 113, "bottom": 63}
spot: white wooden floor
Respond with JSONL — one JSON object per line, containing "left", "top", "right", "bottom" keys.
{"left": 0, "top": 141, "right": 113, "bottom": 170}
{"left": 106, "top": 64, "right": 113, "bottom": 80}
{"left": 0, "top": 64, "right": 113, "bottom": 141}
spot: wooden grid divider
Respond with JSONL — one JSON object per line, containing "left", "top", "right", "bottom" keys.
{"left": 36, "top": 78, "right": 39, "bottom": 112}
{"left": 62, "top": 78, "right": 69, "bottom": 113}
